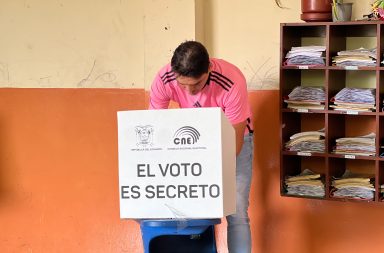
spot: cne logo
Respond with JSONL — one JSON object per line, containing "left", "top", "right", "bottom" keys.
{"left": 173, "top": 126, "right": 200, "bottom": 145}
{"left": 135, "top": 125, "right": 154, "bottom": 147}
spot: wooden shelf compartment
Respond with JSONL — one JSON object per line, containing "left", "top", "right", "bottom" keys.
{"left": 281, "top": 155, "right": 326, "bottom": 199}
{"left": 328, "top": 158, "right": 376, "bottom": 202}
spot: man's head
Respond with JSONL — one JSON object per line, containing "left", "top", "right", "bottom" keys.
{"left": 171, "top": 41, "right": 210, "bottom": 95}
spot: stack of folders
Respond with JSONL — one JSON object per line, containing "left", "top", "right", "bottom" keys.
{"left": 284, "top": 46, "right": 326, "bottom": 66}
{"left": 330, "top": 87, "right": 376, "bottom": 112}
{"left": 333, "top": 133, "right": 376, "bottom": 156}
{"left": 380, "top": 146, "right": 384, "bottom": 157}
{"left": 285, "top": 129, "right": 325, "bottom": 153}
{"left": 331, "top": 170, "right": 375, "bottom": 200}
{"left": 382, "top": 53, "right": 384, "bottom": 65}
{"left": 333, "top": 47, "right": 376, "bottom": 67}
{"left": 380, "top": 185, "right": 384, "bottom": 199}
{"left": 284, "top": 86, "right": 325, "bottom": 110}
{"left": 285, "top": 169, "right": 325, "bottom": 197}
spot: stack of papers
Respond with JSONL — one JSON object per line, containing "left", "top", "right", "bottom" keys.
{"left": 330, "top": 88, "right": 376, "bottom": 112}
{"left": 284, "top": 86, "right": 325, "bottom": 110}
{"left": 331, "top": 170, "right": 375, "bottom": 200}
{"left": 333, "top": 133, "right": 376, "bottom": 156}
{"left": 284, "top": 46, "right": 326, "bottom": 66}
{"left": 285, "top": 169, "right": 325, "bottom": 197}
{"left": 333, "top": 48, "right": 376, "bottom": 67}
{"left": 285, "top": 129, "right": 325, "bottom": 153}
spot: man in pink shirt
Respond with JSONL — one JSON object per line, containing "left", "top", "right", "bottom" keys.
{"left": 150, "top": 41, "right": 254, "bottom": 253}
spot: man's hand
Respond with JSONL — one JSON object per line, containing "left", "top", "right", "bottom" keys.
{"left": 233, "top": 120, "right": 247, "bottom": 156}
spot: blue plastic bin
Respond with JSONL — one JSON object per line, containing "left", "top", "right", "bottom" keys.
{"left": 140, "top": 219, "right": 221, "bottom": 253}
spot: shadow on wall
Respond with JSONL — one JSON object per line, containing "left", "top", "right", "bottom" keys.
{"left": 248, "top": 90, "right": 280, "bottom": 253}
{"left": 0, "top": 120, "right": 7, "bottom": 207}
{"left": 248, "top": 90, "right": 312, "bottom": 253}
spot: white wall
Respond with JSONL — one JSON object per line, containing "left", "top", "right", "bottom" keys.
{"left": 0, "top": 0, "right": 194, "bottom": 88}
{"left": 200, "top": 0, "right": 301, "bottom": 90}
{"left": 200, "top": 0, "right": 371, "bottom": 90}
{"left": 0, "top": 0, "right": 373, "bottom": 89}
{"left": 143, "top": 0, "right": 195, "bottom": 90}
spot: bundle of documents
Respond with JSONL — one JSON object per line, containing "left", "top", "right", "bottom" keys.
{"left": 331, "top": 170, "right": 375, "bottom": 200}
{"left": 284, "top": 46, "right": 326, "bottom": 66}
{"left": 332, "top": 47, "right": 376, "bottom": 67}
{"left": 380, "top": 146, "right": 384, "bottom": 157}
{"left": 284, "top": 86, "right": 325, "bottom": 110}
{"left": 330, "top": 88, "right": 376, "bottom": 112}
{"left": 285, "top": 129, "right": 325, "bottom": 153}
{"left": 285, "top": 169, "right": 325, "bottom": 197}
{"left": 333, "top": 133, "right": 376, "bottom": 156}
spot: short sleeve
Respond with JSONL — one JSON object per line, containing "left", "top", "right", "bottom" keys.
{"left": 149, "top": 72, "right": 170, "bottom": 109}
{"left": 222, "top": 72, "right": 250, "bottom": 125}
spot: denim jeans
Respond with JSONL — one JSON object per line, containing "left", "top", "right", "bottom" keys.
{"left": 226, "top": 133, "right": 254, "bottom": 253}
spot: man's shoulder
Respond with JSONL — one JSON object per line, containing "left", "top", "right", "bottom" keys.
{"left": 154, "top": 63, "right": 176, "bottom": 85}
{"left": 157, "top": 63, "right": 173, "bottom": 76}
{"left": 210, "top": 58, "right": 245, "bottom": 88}
{"left": 210, "top": 58, "right": 243, "bottom": 76}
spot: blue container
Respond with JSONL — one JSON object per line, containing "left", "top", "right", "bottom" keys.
{"left": 140, "top": 219, "right": 221, "bottom": 253}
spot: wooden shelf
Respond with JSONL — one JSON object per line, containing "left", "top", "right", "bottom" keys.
{"left": 280, "top": 22, "right": 384, "bottom": 202}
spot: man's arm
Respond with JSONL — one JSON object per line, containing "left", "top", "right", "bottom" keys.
{"left": 233, "top": 120, "right": 247, "bottom": 156}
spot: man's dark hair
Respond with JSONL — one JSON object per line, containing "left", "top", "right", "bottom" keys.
{"left": 171, "top": 41, "right": 210, "bottom": 78}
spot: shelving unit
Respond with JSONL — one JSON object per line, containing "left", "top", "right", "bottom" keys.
{"left": 280, "top": 21, "right": 384, "bottom": 202}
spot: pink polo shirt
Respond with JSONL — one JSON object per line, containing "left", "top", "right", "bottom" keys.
{"left": 149, "top": 58, "right": 253, "bottom": 134}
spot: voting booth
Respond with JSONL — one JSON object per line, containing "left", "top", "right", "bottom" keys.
{"left": 117, "top": 107, "right": 236, "bottom": 219}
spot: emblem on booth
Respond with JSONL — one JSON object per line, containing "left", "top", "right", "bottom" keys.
{"left": 135, "top": 125, "right": 154, "bottom": 147}
{"left": 173, "top": 126, "right": 200, "bottom": 145}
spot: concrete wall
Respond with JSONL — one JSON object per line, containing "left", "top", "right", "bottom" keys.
{"left": 0, "top": 0, "right": 194, "bottom": 89}
{"left": 0, "top": 0, "right": 372, "bottom": 90}
{"left": 1, "top": 89, "right": 384, "bottom": 253}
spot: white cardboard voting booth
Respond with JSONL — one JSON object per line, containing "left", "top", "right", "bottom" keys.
{"left": 117, "top": 107, "right": 236, "bottom": 219}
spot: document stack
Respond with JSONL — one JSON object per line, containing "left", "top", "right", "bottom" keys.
{"left": 330, "top": 87, "right": 376, "bottom": 112}
{"left": 285, "top": 169, "right": 325, "bottom": 198}
{"left": 284, "top": 46, "right": 326, "bottom": 66}
{"left": 381, "top": 184, "right": 384, "bottom": 199}
{"left": 332, "top": 133, "right": 376, "bottom": 156}
{"left": 285, "top": 129, "right": 325, "bottom": 153}
{"left": 332, "top": 47, "right": 376, "bottom": 67}
{"left": 382, "top": 53, "right": 384, "bottom": 65}
{"left": 331, "top": 170, "right": 375, "bottom": 200}
{"left": 284, "top": 86, "right": 325, "bottom": 110}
